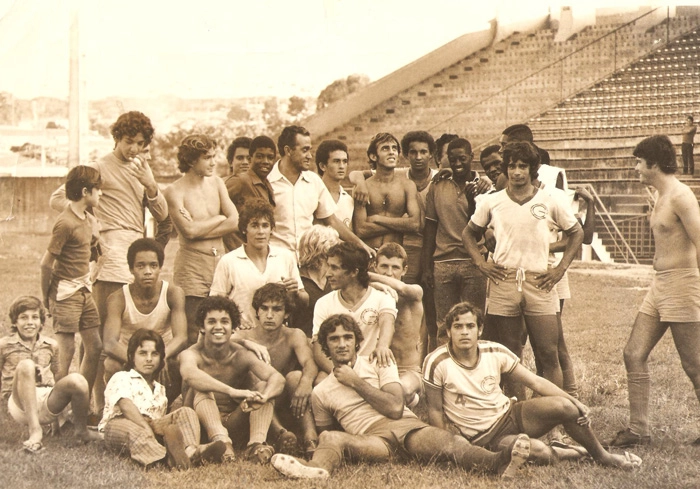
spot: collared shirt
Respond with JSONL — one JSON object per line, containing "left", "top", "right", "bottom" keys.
{"left": 425, "top": 177, "right": 477, "bottom": 261}
{"left": 99, "top": 369, "right": 167, "bottom": 431}
{"left": 0, "top": 333, "right": 58, "bottom": 400}
{"left": 267, "top": 162, "right": 337, "bottom": 253}
{"left": 209, "top": 245, "right": 303, "bottom": 328}
{"left": 225, "top": 169, "right": 275, "bottom": 211}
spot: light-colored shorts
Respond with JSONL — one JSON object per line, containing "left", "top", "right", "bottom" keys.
{"left": 553, "top": 271, "right": 571, "bottom": 302}
{"left": 7, "top": 387, "right": 61, "bottom": 426}
{"left": 365, "top": 416, "right": 429, "bottom": 456}
{"left": 486, "top": 268, "right": 558, "bottom": 317}
{"left": 173, "top": 246, "right": 221, "bottom": 298}
{"left": 639, "top": 268, "right": 700, "bottom": 322}
{"left": 49, "top": 287, "right": 100, "bottom": 334}
{"left": 99, "top": 229, "right": 143, "bottom": 284}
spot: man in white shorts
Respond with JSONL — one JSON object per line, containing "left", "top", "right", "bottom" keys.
{"left": 609, "top": 135, "right": 700, "bottom": 447}
{"left": 462, "top": 141, "right": 583, "bottom": 397}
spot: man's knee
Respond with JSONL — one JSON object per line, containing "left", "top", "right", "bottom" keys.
{"left": 15, "top": 359, "right": 36, "bottom": 379}
{"left": 318, "top": 430, "right": 346, "bottom": 449}
{"left": 61, "top": 372, "right": 90, "bottom": 393}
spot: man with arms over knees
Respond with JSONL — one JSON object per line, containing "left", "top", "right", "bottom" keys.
{"left": 179, "top": 296, "right": 285, "bottom": 463}
{"left": 102, "top": 238, "right": 188, "bottom": 403}
{"left": 0, "top": 296, "right": 100, "bottom": 453}
{"left": 165, "top": 134, "right": 239, "bottom": 345}
{"left": 422, "top": 138, "right": 488, "bottom": 346}
{"left": 316, "top": 139, "right": 354, "bottom": 228}
{"left": 312, "top": 242, "right": 397, "bottom": 379}
{"left": 369, "top": 243, "right": 423, "bottom": 407}
{"left": 271, "top": 314, "right": 531, "bottom": 480}
{"left": 462, "top": 142, "right": 583, "bottom": 396}
{"left": 268, "top": 125, "right": 372, "bottom": 256}
{"left": 236, "top": 283, "right": 319, "bottom": 457}
{"left": 353, "top": 132, "right": 420, "bottom": 249}
{"left": 424, "top": 302, "right": 641, "bottom": 469}
{"left": 609, "top": 135, "right": 700, "bottom": 447}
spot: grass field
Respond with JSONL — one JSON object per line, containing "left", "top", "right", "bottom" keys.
{"left": 1, "top": 233, "right": 699, "bottom": 488}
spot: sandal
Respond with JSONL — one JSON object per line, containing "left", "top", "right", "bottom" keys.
{"left": 244, "top": 442, "right": 274, "bottom": 464}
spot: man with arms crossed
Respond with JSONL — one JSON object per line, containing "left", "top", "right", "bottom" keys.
{"left": 267, "top": 125, "right": 371, "bottom": 256}
{"left": 368, "top": 243, "right": 423, "bottom": 407}
{"left": 609, "top": 135, "right": 700, "bottom": 447}
{"left": 179, "top": 296, "right": 285, "bottom": 463}
{"left": 353, "top": 132, "right": 420, "bottom": 249}
{"left": 165, "top": 134, "right": 239, "bottom": 345}
{"left": 423, "top": 302, "right": 641, "bottom": 469}
{"left": 462, "top": 142, "right": 583, "bottom": 395}
{"left": 102, "top": 238, "right": 188, "bottom": 403}
{"left": 271, "top": 314, "right": 531, "bottom": 480}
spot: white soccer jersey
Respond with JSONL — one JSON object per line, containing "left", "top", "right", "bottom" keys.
{"left": 422, "top": 341, "right": 519, "bottom": 438}
{"left": 470, "top": 188, "right": 578, "bottom": 271}
{"left": 313, "top": 288, "right": 397, "bottom": 356}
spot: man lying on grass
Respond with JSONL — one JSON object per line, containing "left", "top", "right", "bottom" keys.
{"left": 271, "top": 313, "right": 531, "bottom": 480}
{"left": 0, "top": 296, "right": 100, "bottom": 453}
{"left": 423, "top": 302, "right": 642, "bottom": 469}
{"left": 99, "top": 328, "right": 226, "bottom": 469}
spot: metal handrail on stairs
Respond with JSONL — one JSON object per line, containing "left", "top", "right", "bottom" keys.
{"left": 587, "top": 185, "right": 640, "bottom": 264}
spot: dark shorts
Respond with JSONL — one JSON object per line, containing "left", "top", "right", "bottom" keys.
{"left": 471, "top": 401, "right": 525, "bottom": 451}
{"left": 49, "top": 287, "right": 100, "bottom": 334}
{"left": 365, "top": 416, "right": 428, "bottom": 457}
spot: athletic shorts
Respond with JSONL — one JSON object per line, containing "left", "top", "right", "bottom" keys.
{"left": 364, "top": 416, "right": 428, "bottom": 456}
{"left": 486, "top": 268, "right": 558, "bottom": 317}
{"left": 49, "top": 287, "right": 100, "bottom": 334}
{"left": 7, "top": 387, "right": 62, "bottom": 425}
{"left": 470, "top": 401, "right": 525, "bottom": 451}
{"left": 173, "top": 246, "right": 221, "bottom": 298}
{"left": 553, "top": 271, "right": 571, "bottom": 302}
{"left": 639, "top": 268, "right": 700, "bottom": 322}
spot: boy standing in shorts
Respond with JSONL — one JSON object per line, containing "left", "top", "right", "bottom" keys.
{"left": 41, "top": 166, "right": 104, "bottom": 397}
{"left": 0, "top": 296, "right": 100, "bottom": 452}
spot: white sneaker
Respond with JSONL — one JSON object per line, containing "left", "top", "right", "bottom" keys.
{"left": 271, "top": 454, "right": 329, "bottom": 479}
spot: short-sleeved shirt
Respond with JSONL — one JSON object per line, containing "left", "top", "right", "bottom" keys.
{"left": 470, "top": 188, "right": 578, "bottom": 271}
{"left": 225, "top": 170, "right": 275, "bottom": 211}
{"left": 209, "top": 245, "right": 303, "bottom": 327}
{"left": 425, "top": 178, "right": 477, "bottom": 261}
{"left": 312, "top": 288, "right": 397, "bottom": 356}
{"left": 47, "top": 207, "right": 99, "bottom": 284}
{"left": 99, "top": 369, "right": 167, "bottom": 431}
{"left": 0, "top": 333, "right": 58, "bottom": 401}
{"left": 312, "top": 355, "right": 416, "bottom": 435}
{"left": 422, "top": 341, "right": 519, "bottom": 438}
{"left": 267, "top": 162, "right": 337, "bottom": 253}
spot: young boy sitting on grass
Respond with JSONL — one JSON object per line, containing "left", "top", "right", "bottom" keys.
{"left": 40, "top": 165, "right": 104, "bottom": 403}
{"left": 0, "top": 296, "right": 100, "bottom": 453}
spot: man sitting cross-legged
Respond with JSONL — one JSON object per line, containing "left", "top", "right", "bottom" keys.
{"left": 423, "top": 302, "right": 642, "bottom": 469}
{"left": 271, "top": 313, "right": 531, "bottom": 480}
{"left": 179, "top": 296, "right": 285, "bottom": 463}
{"left": 0, "top": 296, "right": 100, "bottom": 453}
{"left": 236, "top": 283, "right": 319, "bottom": 457}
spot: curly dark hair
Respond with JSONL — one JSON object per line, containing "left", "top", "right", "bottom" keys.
{"left": 177, "top": 134, "right": 217, "bottom": 173}
{"left": 127, "top": 238, "right": 164, "bottom": 269}
{"left": 111, "top": 111, "right": 155, "bottom": 145}
{"left": 501, "top": 141, "right": 540, "bottom": 181}
{"left": 317, "top": 314, "right": 364, "bottom": 359}
{"left": 252, "top": 283, "right": 294, "bottom": 315}
{"left": 238, "top": 198, "right": 275, "bottom": 237}
{"left": 195, "top": 296, "right": 241, "bottom": 331}
{"left": 400, "top": 131, "right": 436, "bottom": 156}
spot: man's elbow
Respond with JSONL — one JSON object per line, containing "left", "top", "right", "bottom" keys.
{"left": 387, "top": 404, "right": 404, "bottom": 420}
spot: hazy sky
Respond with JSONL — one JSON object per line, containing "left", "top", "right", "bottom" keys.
{"left": 0, "top": 0, "right": 668, "bottom": 100}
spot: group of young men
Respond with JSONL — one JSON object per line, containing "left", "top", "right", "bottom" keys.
{"left": 6, "top": 109, "right": 700, "bottom": 481}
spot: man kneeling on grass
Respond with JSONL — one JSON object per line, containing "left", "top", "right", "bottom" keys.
{"left": 0, "top": 296, "right": 100, "bottom": 453}
{"left": 100, "top": 329, "right": 226, "bottom": 469}
{"left": 423, "top": 302, "right": 642, "bottom": 469}
{"left": 271, "top": 314, "right": 531, "bottom": 480}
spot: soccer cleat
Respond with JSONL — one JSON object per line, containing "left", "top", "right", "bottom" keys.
{"left": 271, "top": 453, "right": 329, "bottom": 480}
{"left": 274, "top": 429, "right": 299, "bottom": 455}
{"left": 497, "top": 433, "right": 530, "bottom": 479}
{"left": 605, "top": 428, "right": 651, "bottom": 449}
{"left": 190, "top": 440, "right": 227, "bottom": 466}
{"left": 163, "top": 426, "right": 191, "bottom": 470}
{"left": 244, "top": 442, "right": 275, "bottom": 464}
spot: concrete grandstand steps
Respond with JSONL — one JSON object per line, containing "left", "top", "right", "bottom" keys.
{"left": 594, "top": 213, "right": 655, "bottom": 264}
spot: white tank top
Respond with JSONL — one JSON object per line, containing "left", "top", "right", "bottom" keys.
{"left": 120, "top": 281, "right": 173, "bottom": 346}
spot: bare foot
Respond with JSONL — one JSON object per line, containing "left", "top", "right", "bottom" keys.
{"left": 602, "top": 451, "right": 642, "bottom": 469}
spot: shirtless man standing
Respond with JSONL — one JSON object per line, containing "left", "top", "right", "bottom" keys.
{"left": 353, "top": 133, "right": 420, "bottom": 249}
{"left": 369, "top": 243, "right": 423, "bottom": 407}
{"left": 164, "top": 134, "right": 239, "bottom": 345}
{"left": 608, "top": 135, "right": 700, "bottom": 447}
